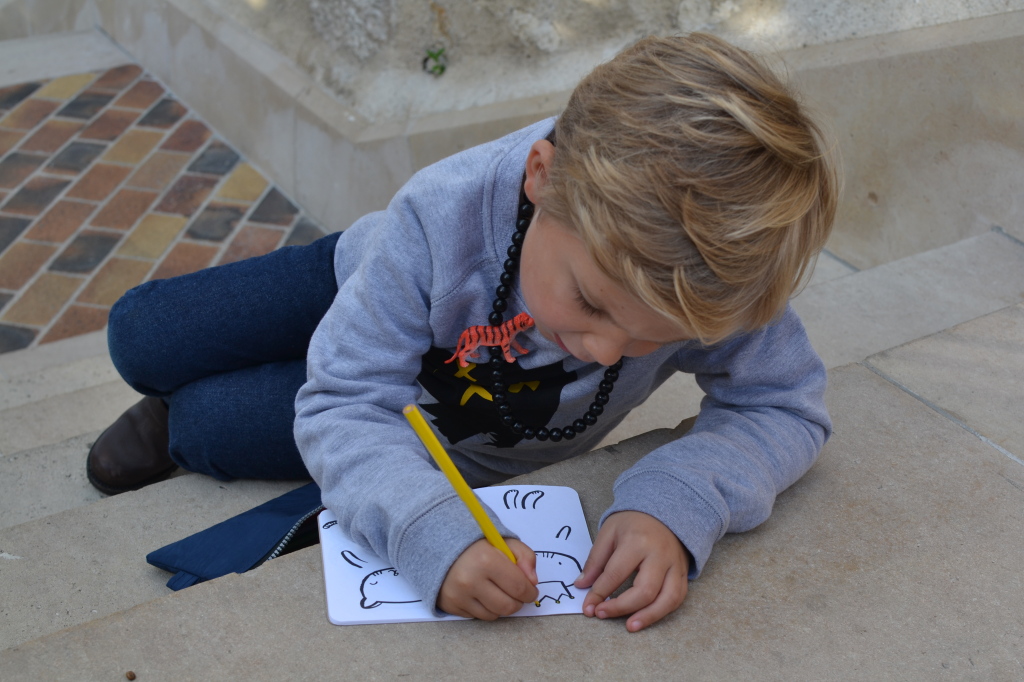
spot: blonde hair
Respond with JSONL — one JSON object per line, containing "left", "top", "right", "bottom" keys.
{"left": 541, "top": 33, "right": 839, "bottom": 344}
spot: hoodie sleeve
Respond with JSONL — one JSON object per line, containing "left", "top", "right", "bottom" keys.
{"left": 599, "top": 305, "right": 831, "bottom": 578}
{"left": 293, "top": 191, "right": 511, "bottom": 616}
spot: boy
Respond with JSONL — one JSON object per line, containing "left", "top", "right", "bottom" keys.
{"left": 89, "top": 33, "right": 837, "bottom": 632}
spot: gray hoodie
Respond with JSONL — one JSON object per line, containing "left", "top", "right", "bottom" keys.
{"left": 295, "top": 118, "right": 830, "bottom": 614}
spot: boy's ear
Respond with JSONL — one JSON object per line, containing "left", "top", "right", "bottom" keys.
{"left": 523, "top": 140, "right": 556, "bottom": 205}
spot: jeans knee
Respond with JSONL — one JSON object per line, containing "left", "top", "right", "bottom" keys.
{"left": 107, "top": 281, "right": 167, "bottom": 395}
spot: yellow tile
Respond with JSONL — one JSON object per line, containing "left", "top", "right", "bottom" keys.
{"left": 216, "top": 163, "right": 268, "bottom": 202}
{"left": 34, "top": 73, "right": 97, "bottom": 100}
{"left": 117, "top": 214, "right": 186, "bottom": 259}
{"left": 77, "top": 257, "right": 152, "bottom": 306}
{"left": 1, "top": 273, "right": 84, "bottom": 326}
{"left": 102, "top": 129, "right": 164, "bottom": 164}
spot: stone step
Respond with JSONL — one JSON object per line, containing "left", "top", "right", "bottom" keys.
{"left": 2, "top": 354, "right": 1021, "bottom": 678}
{"left": 602, "top": 229, "right": 1024, "bottom": 446}
{"left": 0, "top": 29, "right": 131, "bottom": 88}
{"left": 0, "top": 472, "right": 307, "bottom": 650}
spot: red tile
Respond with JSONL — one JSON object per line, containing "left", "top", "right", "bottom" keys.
{"left": 0, "top": 98, "right": 59, "bottom": 130}
{"left": 155, "top": 174, "right": 218, "bottom": 216}
{"left": 151, "top": 241, "right": 218, "bottom": 279}
{"left": 19, "top": 119, "right": 83, "bottom": 153}
{"left": 0, "top": 129, "right": 25, "bottom": 156}
{"left": 113, "top": 80, "right": 164, "bottom": 110}
{"left": 218, "top": 224, "right": 284, "bottom": 265}
{"left": 161, "top": 119, "right": 211, "bottom": 153}
{"left": 90, "top": 188, "right": 158, "bottom": 230}
{"left": 78, "top": 108, "right": 140, "bottom": 141}
{"left": 66, "top": 163, "right": 132, "bottom": 201}
{"left": 25, "top": 200, "right": 96, "bottom": 242}
{"left": 91, "top": 65, "right": 143, "bottom": 91}
{"left": 40, "top": 304, "right": 109, "bottom": 344}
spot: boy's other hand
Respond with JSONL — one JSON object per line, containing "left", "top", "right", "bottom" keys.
{"left": 438, "top": 538, "right": 538, "bottom": 620}
{"left": 575, "top": 511, "right": 689, "bottom": 632}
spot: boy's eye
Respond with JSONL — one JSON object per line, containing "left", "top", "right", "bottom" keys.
{"left": 574, "top": 288, "right": 603, "bottom": 317}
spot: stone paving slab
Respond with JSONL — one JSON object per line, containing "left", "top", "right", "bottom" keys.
{"left": 0, "top": 431, "right": 103, "bottom": 529}
{"left": 0, "top": 378, "right": 139, "bottom": 456}
{"left": 0, "top": 473, "right": 305, "bottom": 649}
{"left": 3, "top": 365, "right": 1022, "bottom": 680}
{"left": 866, "top": 302, "right": 1024, "bottom": 463}
{"left": 0, "top": 30, "right": 130, "bottom": 89}
{"left": 0, "top": 329, "right": 106, "bottom": 382}
{"left": 792, "top": 230, "right": 1024, "bottom": 369}
{"left": 0, "top": 354, "right": 120, "bottom": 412}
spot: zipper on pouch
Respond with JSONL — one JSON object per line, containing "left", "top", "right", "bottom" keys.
{"left": 261, "top": 504, "right": 325, "bottom": 565}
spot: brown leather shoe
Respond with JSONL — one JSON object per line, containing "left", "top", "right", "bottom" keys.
{"left": 87, "top": 396, "right": 178, "bottom": 495}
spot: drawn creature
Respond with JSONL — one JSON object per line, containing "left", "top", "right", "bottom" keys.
{"left": 445, "top": 312, "right": 535, "bottom": 367}
{"left": 502, "top": 488, "right": 545, "bottom": 510}
{"left": 532, "top": 551, "right": 583, "bottom": 606}
{"left": 340, "top": 550, "right": 366, "bottom": 568}
{"left": 556, "top": 525, "right": 571, "bottom": 540}
{"left": 322, "top": 519, "right": 337, "bottom": 530}
{"left": 359, "top": 567, "right": 423, "bottom": 609}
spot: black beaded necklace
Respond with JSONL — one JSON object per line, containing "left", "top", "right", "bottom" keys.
{"left": 486, "top": 190, "right": 623, "bottom": 443}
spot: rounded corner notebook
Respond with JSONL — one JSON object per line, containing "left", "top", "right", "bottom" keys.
{"left": 318, "top": 484, "right": 593, "bottom": 625}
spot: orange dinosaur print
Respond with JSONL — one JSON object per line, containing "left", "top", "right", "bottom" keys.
{"left": 445, "top": 312, "right": 535, "bottom": 367}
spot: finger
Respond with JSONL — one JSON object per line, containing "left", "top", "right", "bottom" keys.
{"left": 478, "top": 578, "right": 532, "bottom": 618}
{"left": 508, "top": 539, "right": 538, "bottom": 584}
{"left": 576, "top": 528, "right": 617, "bottom": 589}
{"left": 621, "top": 569, "right": 688, "bottom": 632}
{"left": 593, "top": 557, "right": 669, "bottom": 620}
{"left": 581, "top": 550, "right": 641, "bottom": 617}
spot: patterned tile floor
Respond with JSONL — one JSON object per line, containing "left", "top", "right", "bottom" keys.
{"left": 0, "top": 64, "right": 327, "bottom": 353}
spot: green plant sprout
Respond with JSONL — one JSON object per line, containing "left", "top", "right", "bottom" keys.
{"left": 422, "top": 46, "right": 448, "bottom": 77}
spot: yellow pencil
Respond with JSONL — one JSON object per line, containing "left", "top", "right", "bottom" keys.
{"left": 402, "top": 404, "right": 517, "bottom": 564}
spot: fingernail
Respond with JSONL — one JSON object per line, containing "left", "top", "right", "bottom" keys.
{"left": 596, "top": 609, "right": 606, "bottom": 619}
{"left": 584, "top": 604, "right": 595, "bottom": 617}
{"left": 576, "top": 572, "right": 585, "bottom": 582}
{"left": 629, "top": 620, "right": 642, "bottom": 632}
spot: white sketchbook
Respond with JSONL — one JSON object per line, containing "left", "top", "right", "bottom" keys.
{"left": 318, "top": 485, "right": 593, "bottom": 626}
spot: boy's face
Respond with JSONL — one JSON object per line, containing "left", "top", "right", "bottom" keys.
{"left": 519, "top": 211, "right": 691, "bottom": 366}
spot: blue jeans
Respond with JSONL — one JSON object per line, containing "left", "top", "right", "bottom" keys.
{"left": 108, "top": 232, "right": 342, "bottom": 480}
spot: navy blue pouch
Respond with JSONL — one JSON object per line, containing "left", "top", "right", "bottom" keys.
{"left": 146, "top": 482, "right": 324, "bottom": 590}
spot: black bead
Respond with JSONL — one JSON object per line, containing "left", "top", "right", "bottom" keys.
{"left": 495, "top": 285, "right": 511, "bottom": 300}
{"left": 520, "top": 203, "right": 534, "bottom": 218}
{"left": 503, "top": 258, "right": 517, "bottom": 273}
{"left": 583, "top": 411, "right": 598, "bottom": 425}
{"left": 498, "top": 404, "right": 512, "bottom": 416}
{"left": 500, "top": 272, "right": 514, "bottom": 286}
{"left": 523, "top": 427, "right": 536, "bottom": 440}
{"left": 594, "top": 392, "right": 609, "bottom": 406}
{"left": 492, "top": 298, "right": 508, "bottom": 313}
{"left": 611, "top": 359, "right": 623, "bottom": 371}
{"left": 511, "top": 230, "right": 525, "bottom": 246}
{"left": 588, "top": 403, "right": 603, "bottom": 416}
{"left": 488, "top": 311, "right": 504, "bottom": 326}
{"left": 493, "top": 391, "right": 507, "bottom": 404}
{"left": 511, "top": 421, "right": 525, "bottom": 434}
{"left": 599, "top": 380, "right": 614, "bottom": 393}
{"left": 562, "top": 427, "right": 576, "bottom": 440}
{"left": 573, "top": 419, "right": 587, "bottom": 433}
{"left": 490, "top": 346, "right": 505, "bottom": 358}
{"left": 517, "top": 217, "right": 531, "bottom": 231}
{"left": 548, "top": 428, "right": 563, "bottom": 443}
{"left": 501, "top": 415, "right": 514, "bottom": 427}
{"left": 491, "top": 380, "right": 505, "bottom": 392}
{"left": 489, "top": 357, "right": 504, "bottom": 370}
{"left": 507, "top": 244, "right": 521, "bottom": 259}
{"left": 603, "top": 368, "right": 619, "bottom": 381}
{"left": 536, "top": 428, "right": 550, "bottom": 441}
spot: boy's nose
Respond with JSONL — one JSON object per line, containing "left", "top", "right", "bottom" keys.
{"left": 582, "top": 334, "right": 628, "bottom": 367}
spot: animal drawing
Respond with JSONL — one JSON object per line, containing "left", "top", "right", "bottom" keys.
{"left": 532, "top": 550, "right": 583, "bottom": 606}
{"left": 359, "top": 567, "right": 423, "bottom": 609}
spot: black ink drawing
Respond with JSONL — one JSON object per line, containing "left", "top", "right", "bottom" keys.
{"left": 322, "top": 519, "right": 337, "bottom": 530}
{"left": 360, "top": 567, "right": 423, "bottom": 609}
{"left": 556, "top": 525, "right": 571, "bottom": 540}
{"left": 502, "top": 488, "right": 545, "bottom": 510}
{"left": 532, "top": 551, "right": 582, "bottom": 606}
{"left": 340, "top": 550, "right": 366, "bottom": 568}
